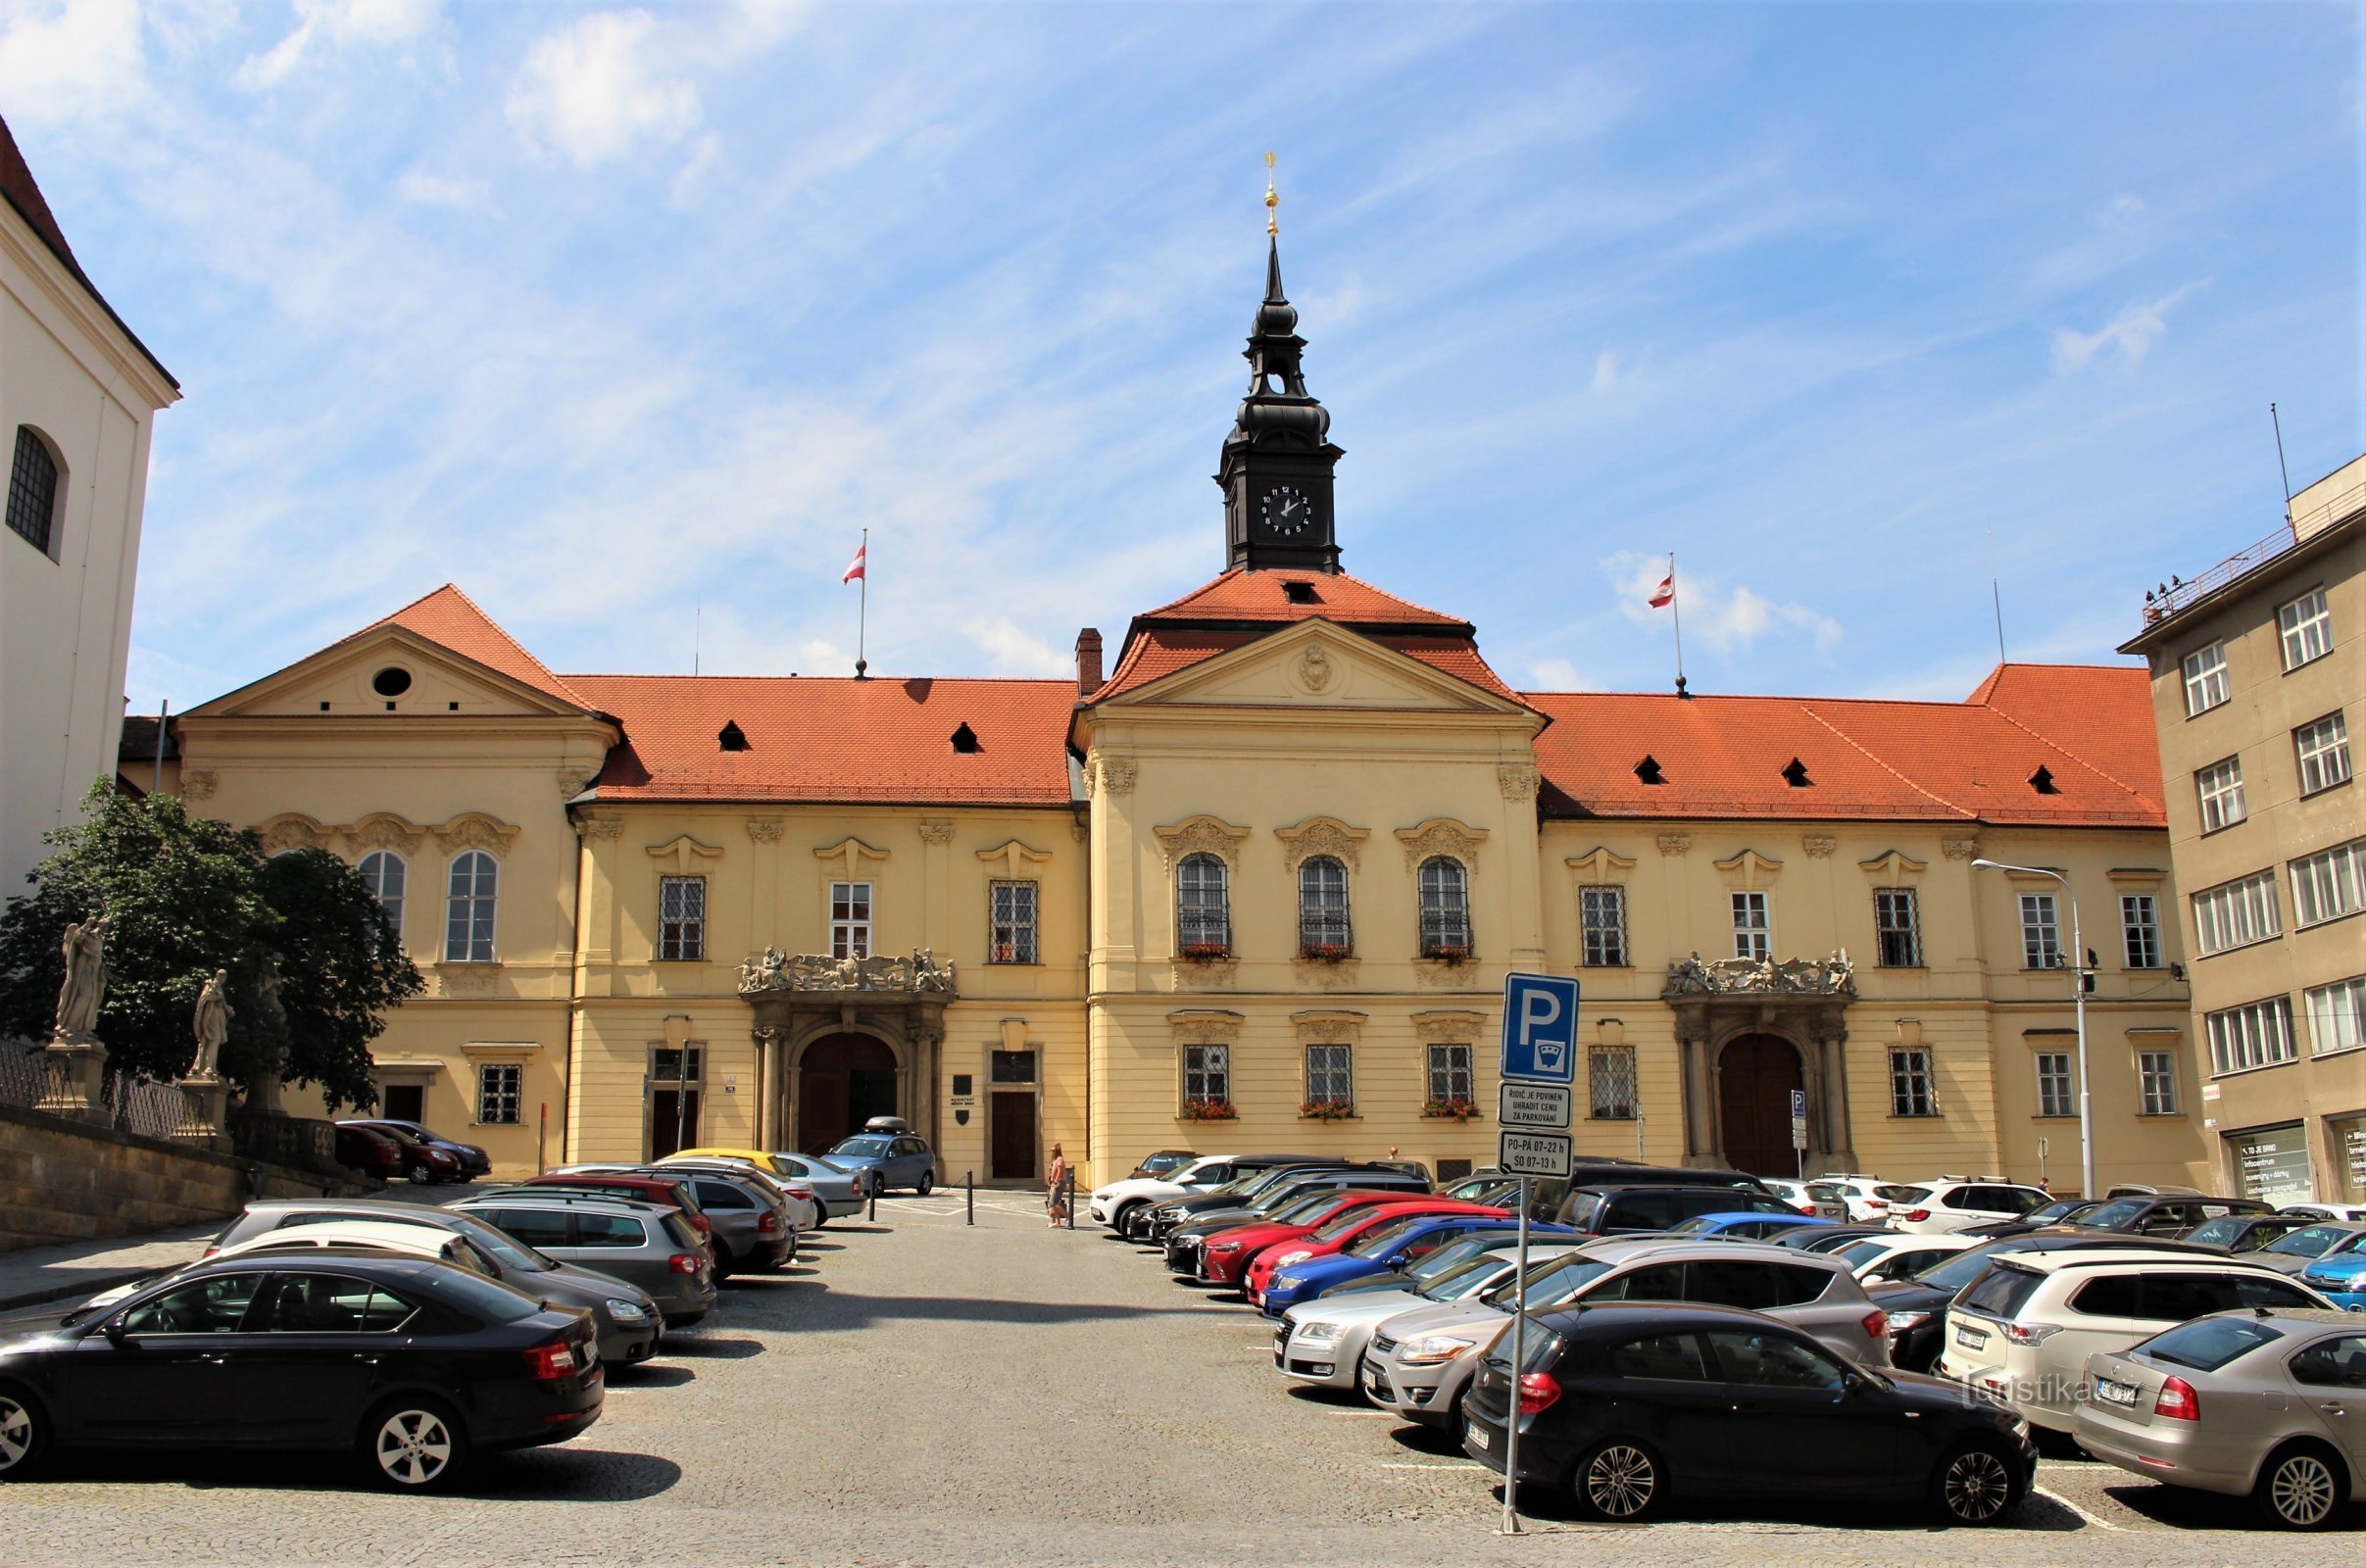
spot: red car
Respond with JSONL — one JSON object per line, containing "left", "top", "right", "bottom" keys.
{"left": 1241, "top": 1199, "right": 1508, "bottom": 1301}
{"left": 1198, "top": 1191, "right": 1495, "bottom": 1288}
{"left": 522, "top": 1172, "right": 714, "bottom": 1241}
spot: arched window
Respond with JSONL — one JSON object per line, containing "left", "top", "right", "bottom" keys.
{"left": 7, "top": 426, "right": 62, "bottom": 556}
{"left": 1176, "top": 854, "right": 1230, "bottom": 955}
{"left": 1298, "top": 856, "right": 1351, "bottom": 956}
{"left": 1418, "top": 857, "right": 1471, "bottom": 957}
{"left": 359, "top": 851, "right": 406, "bottom": 950}
{"left": 444, "top": 851, "right": 498, "bottom": 962}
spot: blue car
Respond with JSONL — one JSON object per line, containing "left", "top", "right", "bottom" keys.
{"left": 1259, "top": 1213, "right": 1573, "bottom": 1317}
{"left": 1662, "top": 1211, "right": 1838, "bottom": 1242}
{"left": 2297, "top": 1232, "right": 2366, "bottom": 1307}
{"left": 822, "top": 1129, "right": 939, "bottom": 1195}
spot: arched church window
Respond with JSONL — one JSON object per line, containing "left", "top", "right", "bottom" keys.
{"left": 1176, "top": 854, "right": 1230, "bottom": 956}
{"left": 444, "top": 850, "right": 498, "bottom": 962}
{"left": 1298, "top": 857, "right": 1351, "bottom": 956}
{"left": 359, "top": 851, "right": 405, "bottom": 951}
{"left": 1417, "top": 857, "right": 1471, "bottom": 958}
{"left": 7, "top": 425, "right": 62, "bottom": 556}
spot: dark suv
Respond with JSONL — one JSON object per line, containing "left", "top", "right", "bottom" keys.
{"left": 1555, "top": 1185, "right": 1801, "bottom": 1236}
{"left": 2068, "top": 1194, "right": 2273, "bottom": 1238}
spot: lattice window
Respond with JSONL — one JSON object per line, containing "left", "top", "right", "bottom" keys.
{"left": 6, "top": 426, "right": 58, "bottom": 554}
{"left": 1176, "top": 855, "right": 1230, "bottom": 952}
{"left": 1588, "top": 1045, "right": 1636, "bottom": 1119}
{"left": 990, "top": 880, "right": 1039, "bottom": 963}
{"left": 1579, "top": 887, "right": 1627, "bottom": 967}
{"left": 1889, "top": 1048, "right": 1936, "bottom": 1116}
{"left": 659, "top": 875, "right": 706, "bottom": 960}
{"left": 1874, "top": 888, "right": 1920, "bottom": 967}
{"left": 1298, "top": 857, "right": 1351, "bottom": 955}
{"left": 1418, "top": 858, "right": 1471, "bottom": 956}
{"left": 477, "top": 1062, "right": 522, "bottom": 1125}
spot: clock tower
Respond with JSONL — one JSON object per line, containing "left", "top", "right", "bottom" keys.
{"left": 1218, "top": 235, "right": 1344, "bottom": 574}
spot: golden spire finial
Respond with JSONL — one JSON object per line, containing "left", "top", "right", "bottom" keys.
{"left": 1263, "top": 151, "right": 1278, "bottom": 237}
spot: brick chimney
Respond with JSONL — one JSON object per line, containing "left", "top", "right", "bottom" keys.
{"left": 1074, "top": 628, "right": 1104, "bottom": 695}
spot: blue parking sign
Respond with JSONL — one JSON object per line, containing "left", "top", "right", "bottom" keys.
{"left": 1500, "top": 973, "right": 1581, "bottom": 1085}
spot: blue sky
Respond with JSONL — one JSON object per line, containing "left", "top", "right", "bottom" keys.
{"left": 4, "top": 1, "right": 2359, "bottom": 710}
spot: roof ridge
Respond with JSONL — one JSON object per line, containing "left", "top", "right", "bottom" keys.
{"left": 1980, "top": 703, "right": 2159, "bottom": 810}
{"left": 567, "top": 672, "right": 1074, "bottom": 686}
{"left": 432, "top": 584, "right": 591, "bottom": 709}
{"left": 1797, "top": 705, "right": 1973, "bottom": 820}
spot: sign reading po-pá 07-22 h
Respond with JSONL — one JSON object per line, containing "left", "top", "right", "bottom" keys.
{"left": 1499, "top": 973, "right": 1581, "bottom": 1086}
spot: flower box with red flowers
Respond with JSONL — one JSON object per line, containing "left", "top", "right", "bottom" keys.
{"left": 1299, "top": 1099, "right": 1357, "bottom": 1122}
{"left": 1178, "top": 1098, "right": 1237, "bottom": 1122}
{"left": 1298, "top": 943, "right": 1353, "bottom": 963}
{"left": 1420, "top": 944, "right": 1472, "bottom": 966}
{"left": 1179, "top": 942, "right": 1232, "bottom": 962}
{"left": 1421, "top": 1098, "right": 1482, "bottom": 1121}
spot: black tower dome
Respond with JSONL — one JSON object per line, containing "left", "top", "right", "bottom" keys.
{"left": 1218, "top": 222, "right": 1345, "bottom": 574}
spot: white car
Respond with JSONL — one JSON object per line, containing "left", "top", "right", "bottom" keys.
{"left": 1828, "top": 1231, "right": 1980, "bottom": 1285}
{"left": 1274, "top": 1244, "right": 1583, "bottom": 1390}
{"left": 1762, "top": 1178, "right": 1851, "bottom": 1222}
{"left": 1088, "top": 1154, "right": 1237, "bottom": 1231}
{"left": 68, "top": 1220, "right": 501, "bottom": 1317}
{"left": 1812, "top": 1173, "right": 1900, "bottom": 1225}
{"left": 1884, "top": 1178, "right": 2053, "bottom": 1235}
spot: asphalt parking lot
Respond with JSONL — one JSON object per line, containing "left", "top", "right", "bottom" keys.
{"left": 3, "top": 1192, "right": 2362, "bottom": 1568}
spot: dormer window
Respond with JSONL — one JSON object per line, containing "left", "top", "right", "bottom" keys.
{"left": 1782, "top": 759, "right": 1811, "bottom": 788}
{"left": 717, "top": 721, "right": 749, "bottom": 753}
{"left": 951, "top": 723, "right": 981, "bottom": 755}
{"left": 1634, "top": 756, "right": 1665, "bottom": 786}
{"left": 1283, "top": 580, "right": 1320, "bottom": 605}
{"left": 2029, "top": 765, "right": 2058, "bottom": 795}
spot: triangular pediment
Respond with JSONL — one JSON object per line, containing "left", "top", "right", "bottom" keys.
{"left": 1102, "top": 620, "right": 1523, "bottom": 714}
{"left": 188, "top": 625, "right": 593, "bottom": 720}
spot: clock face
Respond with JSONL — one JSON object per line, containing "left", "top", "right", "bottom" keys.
{"left": 1259, "top": 485, "right": 1313, "bottom": 537}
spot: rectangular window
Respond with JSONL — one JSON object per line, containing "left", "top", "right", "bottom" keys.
{"left": 1731, "top": 891, "right": 1770, "bottom": 960}
{"left": 2182, "top": 643, "right": 2230, "bottom": 715}
{"left": 2138, "top": 1051, "right": 2180, "bottom": 1115}
{"left": 1426, "top": 1042, "right": 1475, "bottom": 1105}
{"left": 989, "top": 880, "right": 1038, "bottom": 963}
{"left": 2120, "top": 895, "right": 2162, "bottom": 968}
{"left": 658, "top": 874, "right": 705, "bottom": 960}
{"left": 1579, "top": 887, "right": 1628, "bottom": 967}
{"left": 829, "top": 881, "right": 872, "bottom": 959}
{"left": 2292, "top": 840, "right": 2364, "bottom": 928}
{"left": 2207, "top": 996, "right": 2296, "bottom": 1075}
{"left": 2035, "top": 1052, "right": 2075, "bottom": 1118}
{"left": 2019, "top": 893, "right": 2064, "bottom": 968}
{"left": 2304, "top": 977, "right": 2366, "bottom": 1055}
{"left": 1181, "top": 1044, "right": 1230, "bottom": 1109}
{"left": 1304, "top": 1044, "right": 1353, "bottom": 1107}
{"left": 2279, "top": 587, "right": 2334, "bottom": 670}
{"left": 1873, "top": 888, "right": 1921, "bottom": 967}
{"left": 2195, "top": 757, "right": 2246, "bottom": 831}
{"left": 1889, "top": 1048, "right": 1936, "bottom": 1116}
{"left": 1588, "top": 1045, "right": 1636, "bottom": 1120}
{"left": 2192, "top": 870, "right": 2281, "bottom": 956}
{"left": 476, "top": 1062, "right": 522, "bottom": 1125}
{"left": 2295, "top": 711, "right": 2352, "bottom": 796}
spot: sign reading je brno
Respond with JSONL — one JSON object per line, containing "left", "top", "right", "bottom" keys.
{"left": 1499, "top": 972, "right": 1581, "bottom": 1177}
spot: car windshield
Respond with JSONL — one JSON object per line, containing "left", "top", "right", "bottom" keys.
{"left": 2142, "top": 1318, "right": 2286, "bottom": 1372}
{"left": 427, "top": 1268, "right": 544, "bottom": 1323}
{"left": 442, "top": 1212, "right": 557, "bottom": 1272}
{"left": 1271, "top": 1193, "right": 1343, "bottom": 1224}
{"left": 1835, "top": 1240, "right": 1892, "bottom": 1268}
{"left": 1407, "top": 1236, "right": 1501, "bottom": 1281}
{"left": 1306, "top": 1203, "right": 1388, "bottom": 1243}
{"left": 2186, "top": 1218, "right": 2247, "bottom": 1248}
{"left": 1484, "top": 1255, "right": 1611, "bottom": 1309}
{"left": 1347, "top": 1214, "right": 1434, "bottom": 1257}
{"left": 1430, "top": 1259, "right": 1524, "bottom": 1300}
{"left": 775, "top": 1152, "right": 849, "bottom": 1176}
{"left": 2265, "top": 1224, "right": 2356, "bottom": 1258}
{"left": 2027, "top": 1200, "right": 2087, "bottom": 1224}
{"left": 830, "top": 1137, "right": 892, "bottom": 1158}
{"left": 2081, "top": 1199, "right": 2150, "bottom": 1229}
{"left": 1912, "top": 1243, "right": 2013, "bottom": 1293}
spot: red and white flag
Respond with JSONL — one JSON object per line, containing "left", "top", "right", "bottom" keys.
{"left": 1647, "top": 571, "right": 1675, "bottom": 610}
{"left": 841, "top": 542, "right": 866, "bottom": 584}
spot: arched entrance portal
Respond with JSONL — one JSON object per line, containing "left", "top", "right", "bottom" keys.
{"left": 797, "top": 1034, "right": 898, "bottom": 1154}
{"left": 1718, "top": 1034, "right": 1803, "bottom": 1176}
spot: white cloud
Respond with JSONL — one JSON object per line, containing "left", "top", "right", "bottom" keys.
{"left": 395, "top": 168, "right": 493, "bottom": 213}
{"left": 964, "top": 617, "right": 1072, "bottom": 678}
{"left": 236, "top": 0, "right": 439, "bottom": 88}
{"left": 1591, "top": 349, "right": 1618, "bottom": 391}
{"left": 1526, "top": 657, "right": 1585, "bottom": 690}
{"left": 506, "top": 9, "right": 701, "bottom": 169}
{"left": 667, "top": 130, "right": 723, "bottom": 208}
{"left": 1602, "top": 552, "right": 1840, "bottom": 655}
{"left": 2050, "top": 286, "right": 2194, "bottom": 375}
{"left": 0, "top": 0, "right": 146, "bottom": 123}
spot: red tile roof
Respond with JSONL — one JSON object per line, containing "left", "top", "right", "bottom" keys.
{"left": 362, "top": 585, "right": 597, "bottom": 711}
{"left": 1965, "top": 663, "right": 2163, "bottom": 807}
{"left": 568, "top": 674, "right": 1079, "bottom": 806}
{"left": 0, "top": 113, "right": 175, "bottom": 389}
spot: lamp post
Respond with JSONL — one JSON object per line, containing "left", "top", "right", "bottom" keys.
{"left": 1973, "top": 858, "right": 2094, "bottom": 1200}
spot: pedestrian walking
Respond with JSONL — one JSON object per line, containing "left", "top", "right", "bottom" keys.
{"left": 1046, "top": 1143, "right": 1070, "bottom": 1227}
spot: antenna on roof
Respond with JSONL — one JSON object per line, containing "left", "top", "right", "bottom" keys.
{"left": 1987, "top": 525, "right": 2007, "bottom": 664}
{"left": 2270, "top": 402, "right": 2294, "bottom": 522}
{"left": 693, "top": 600, "right": 701, "bottom": 676}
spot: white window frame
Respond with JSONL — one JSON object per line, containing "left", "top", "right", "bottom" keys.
{"left": 2120, "top": 894, "right": 2162, "bottom": 968}
{"left": 2207, "top": 996, "right": 2297, "bottom": 1075}
{"left": 1304, "top": 1043, "right": 1354, "bottom": 1107}
{"left": 2279, "top": 587, "right": 2333, "bottom": 670}
{"left": 476, "top": 1061, "right": 523, "bottom": 1125}
{"left": 443, "top": 851, "right": 498, "bottom": 963}
{"left": 2304, "top": 977, "right": 2366, "bottom": 1056}
{"left": 2195, "top": 756, "right": 2246, "bottom": 832}
{"left": 2291, "top": 840, "right": 2363, "bottom": 929}
{"left": 1578, "top": 886, "right": 1627, "bottom": 967}
{"left": 2035, "top": 1052, "right": 2075, "bottom": 1118}
{"left": 1889, "top": 1048, "right": 1937, "bottom": 1117}
{"left": 1873, "top": 887, "right": 1921, "bottom": 967}
{"left": 989, "top": 879, "right": 1039, "bottom": 964}
{"left": 658, "top": 874, "right": 706, "bottom": 961}
{"left": 2018, "top": 893, "right": 2064, "bottom": 968}
{"left": 1588, "top": 1044, "right": 1637, "bottom": 1120}
{"left": 829, "top": 880, "right": 872, "bottom": 959}
{"left": 359, "top": 850, "right": 405, "bottom": 950}
{"left": 1731, "top": 891, "right": 1771, "bottom": 960}
{"left": 2138, "top": 1051, "right": 2180, "bottom": 1115}
{"left": 2295, "top": 711, "right": 2352, "bottom": 797}
{"left": 2192, "top": 870, "right": 2282, "bottom": 956}
{"left": 2182, "top": 643, "right": 2230, "bottom": 715}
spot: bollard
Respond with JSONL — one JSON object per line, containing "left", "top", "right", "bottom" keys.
{"left": 966, "top": 1170, "right": 975, "bottom": 1226}
{"left": 867, "top": 1178, "right": 877, "bottom": 1224}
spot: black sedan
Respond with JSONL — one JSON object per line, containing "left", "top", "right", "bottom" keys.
{"left": 0, "top": 1250, "right": 601, "bottom": 1490}
{"left": 1460, "top": 1301, "right": 2035, "bottom": 1525}
{"left": 1867, "top": 1229, "right": 2222, "bottom": 1372}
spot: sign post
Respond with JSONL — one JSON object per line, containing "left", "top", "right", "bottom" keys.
{"left": 1496, "top": 973, "right": 1580, "bottom": 1536}
{"left": 1790, "top": 1088, "right": 1807, "bottom": 1179}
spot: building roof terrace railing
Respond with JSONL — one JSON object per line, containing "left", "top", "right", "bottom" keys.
{"left": 2139, "top": 521, "right": 2298, "bottom": 629}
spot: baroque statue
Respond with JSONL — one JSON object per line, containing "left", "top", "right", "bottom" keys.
{"left": 736, "top": 947, "right": 958, "bottom": 997}
{"left": 189, "top": 969, "right": 232, "bottom": 1079}
{"left": 1663, "top": 949, "right": 1855, "bottom": 1000}
{"left": 52, "top": 916, "right": 109, "bottom": 1043}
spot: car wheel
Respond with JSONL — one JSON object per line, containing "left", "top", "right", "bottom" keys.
{"left": 405, "top": 1161, "right": 434, "bottom": 1186}
{"left": 813, "top": 1201, "right": 829, "bottom": 1227}
{"left": 360, "top": 1397, "right": 469, "bottom": 1492}
{"left": 1572, "top": 1437, "right": 1661, "bottom": 1521}
{"left": 918, "top": 1172, "right": 935, "bottom": 1196}
{"left": 1929, "top": 1439, "right": 2019, "bottom": 1526}
{"left": 2253, "top": 1441, "right": 2348, "bottom": 1530}
{"left": 0, "top": 1387, "right": 49, "bottom": 1480}
{"left": 711, "top": 1245, "right": 734, "bottom": 1282}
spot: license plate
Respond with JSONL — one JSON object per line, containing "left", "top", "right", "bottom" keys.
{"left": 1468, "top": 1422, "right": 1492, "bottom": 1452}
{"left": 1955, "top": 1324, "right": 1989, "bottom": 1350}
{"left": 2095, "top": 1378, "right": 2138, "bottom": 1406}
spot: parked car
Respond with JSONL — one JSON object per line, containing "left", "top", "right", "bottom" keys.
{"left": 199, "top": 1199, "right": 665, "bottom": 1364}
{"left": 448, "top": 1193, "right": 718, "bottom": 1327}
{"left": 336, "top": 1118, "right": 490, "bottom": 1181}
{"left": 1157, "top": 1166, "right": 1428, "bottom": 1261}
{"left": 2075, "top": 1308, "right": 2366, "bottom": 1529}
{"left": 1128, "top": 1150, "right": 1197, "bottom": 1179}
{"left": 524, "top": 1172, "right": 713, "bottom": 1240}
{"left": 820, "top": 1131, "right": 939, "bottom": 1195}
{"left": 2284, "top": 1203, "right": 2366, "bottom": 1223}
{"left": 1774, "top": 1224, "right": 1895, "bottom": 1253}
{"left": 1089, "top": 1154, "right": 1241, "bottom": 1231}
{"left": 0, "top": 1250, "right": 602, "bottom": 1490}
{"left": 1244, "top": 1201, "right": 1515, "bottom": 1310}
{"left": 1939, "top": 1250, "right": 2335, "bottom": 1434}
{"left": 335, "top": 1122, "right": 465, "bottom": 1186}
{"left": 1130, "top": 1159, "right": 1360, "bottom": 1242}
{"left": 538, "top": 1168, "right": 794, "bottom": 1277}
{"left": 651, "top": 1155, "right": 820, "bottom": 1232}
{"left": 1363, "top": 1239, "right": 1892, "bottom": 1432}
{"left": 2296, "top": 1232, "right": 2366, "bottom": 1306}
{"left": 1761, "top": 1178, "right": 1851, "bottom": 1221}
{"left": 1317, "top": 1229, "right": 1587, "bottom": 1300}
{"left": 1460, "top": 1302, "right": 2035, "bottom": 1525}
{"left": 1555, "top": 1186, "right": 1803, "bottom": 1237}
{"left": 2254, "top": 1223, "right": 2366, "bottom": 1279}
{"left": 1957, "top": 1199, "right": 2104, "bottom": 1240}
{"left": 2068, "top": 1194, "right": 2275, "bottom": 1238}
{"left": 758, "top": 1152, "right": 869, "bottom": 1218}
{"left": 1809, "top": 1173, "right": 1900, "bottom": 1224}
{"left": 1258, "top": 1214, "right": 1572, "bottom": 1314}
{"left": 1197, "top": 1192, "right": 1479, "bottom": 1288}
{"left": 2183, "top": 1213, "right": 2326, "bottom": 1255}
{"left": 1883, "top": 1179, "right": 2053, "bottom": 1235}
{"left": 1274, "top": 1245, "right": 1586, "bottom": 1390}
{"left": 333, "top": 1124, "right": 405, "bottom": 1182}
{"left": 1828, "top": 1232, "right": 1982, "bottom": 1286}
{"left": 1659, "top": 1212, "right": 1837, "bottom": 1243}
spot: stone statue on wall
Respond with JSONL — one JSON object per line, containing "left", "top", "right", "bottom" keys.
{"left": 189, "top": 969, "right": 232, "bottom": 1078}
{"left": 53, "top": 917, "right": 109, "bottom": 1043}
{"left": 735, "top": 947, "right": 960, "bottom": 997}
{"left": 1664, "top": 949, "right": 1855, "bottom": 999}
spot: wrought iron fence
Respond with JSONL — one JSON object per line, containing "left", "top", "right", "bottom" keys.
{"left": 0, "top": 1040, "right": 51, "bottom": 1110}
{"left": 105, "top": 1071, "right": 190, "bottom": 1143}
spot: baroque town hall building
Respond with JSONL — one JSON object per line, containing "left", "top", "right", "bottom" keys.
{"left": 178, "top": 240, "right": 2208, "bottom": 1190}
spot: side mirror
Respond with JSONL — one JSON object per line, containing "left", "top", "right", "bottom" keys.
{"left": 101, "top": 1314, "right": 131, "bottom": 1345}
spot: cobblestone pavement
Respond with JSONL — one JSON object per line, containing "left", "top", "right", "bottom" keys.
{"left": 4, "top": 1194, "right": 2362, "bottom": 1567}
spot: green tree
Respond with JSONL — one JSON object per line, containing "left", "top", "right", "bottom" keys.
{"left": 0, "top": 784, "right": 421, "bottom": 1109}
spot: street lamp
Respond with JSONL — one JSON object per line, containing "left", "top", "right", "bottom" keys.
{"left": 1972, "top": 858, "right": 2094, "bottom": 1200}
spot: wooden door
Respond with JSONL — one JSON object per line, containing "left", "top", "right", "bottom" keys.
{"left": 1716, "top": 1035, "right": 1801, "bottom": 1176}
{"left": 991, "top": 1092, "right": 1037, "bottom": 1181}
{"left": 652, "top": 1089, "right": 701, "bottom": 1159}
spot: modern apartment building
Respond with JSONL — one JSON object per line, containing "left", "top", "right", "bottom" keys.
{"left": 2121, "top": 455, "right": 2366, "bottom": 1203}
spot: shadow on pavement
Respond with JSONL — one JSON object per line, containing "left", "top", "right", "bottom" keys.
{"left": 1494, "top": 1477, "right": 2090, "bottom": 1534}
{"left": 734, "top": 1287, "right": 1219, "bottom": 1331}
{"left": 30, "top": 1446, "right": 681, "bottom": 1502}
{"left": 662, "top": 1334, "right": 764, "bottom": 1359}
{"left": 2098, "top": 1479, "right": 2326, "bottom": 1533}
{"left": 609, "top": 1362, "right": 695, "bottom": 1388}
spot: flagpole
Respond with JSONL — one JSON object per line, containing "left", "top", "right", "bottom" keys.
{"left": 856, "top": 526, "right": 869, "bottom": 680}
{"left": 1668, "top": 551, "right": 1688, "bottom": 698}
